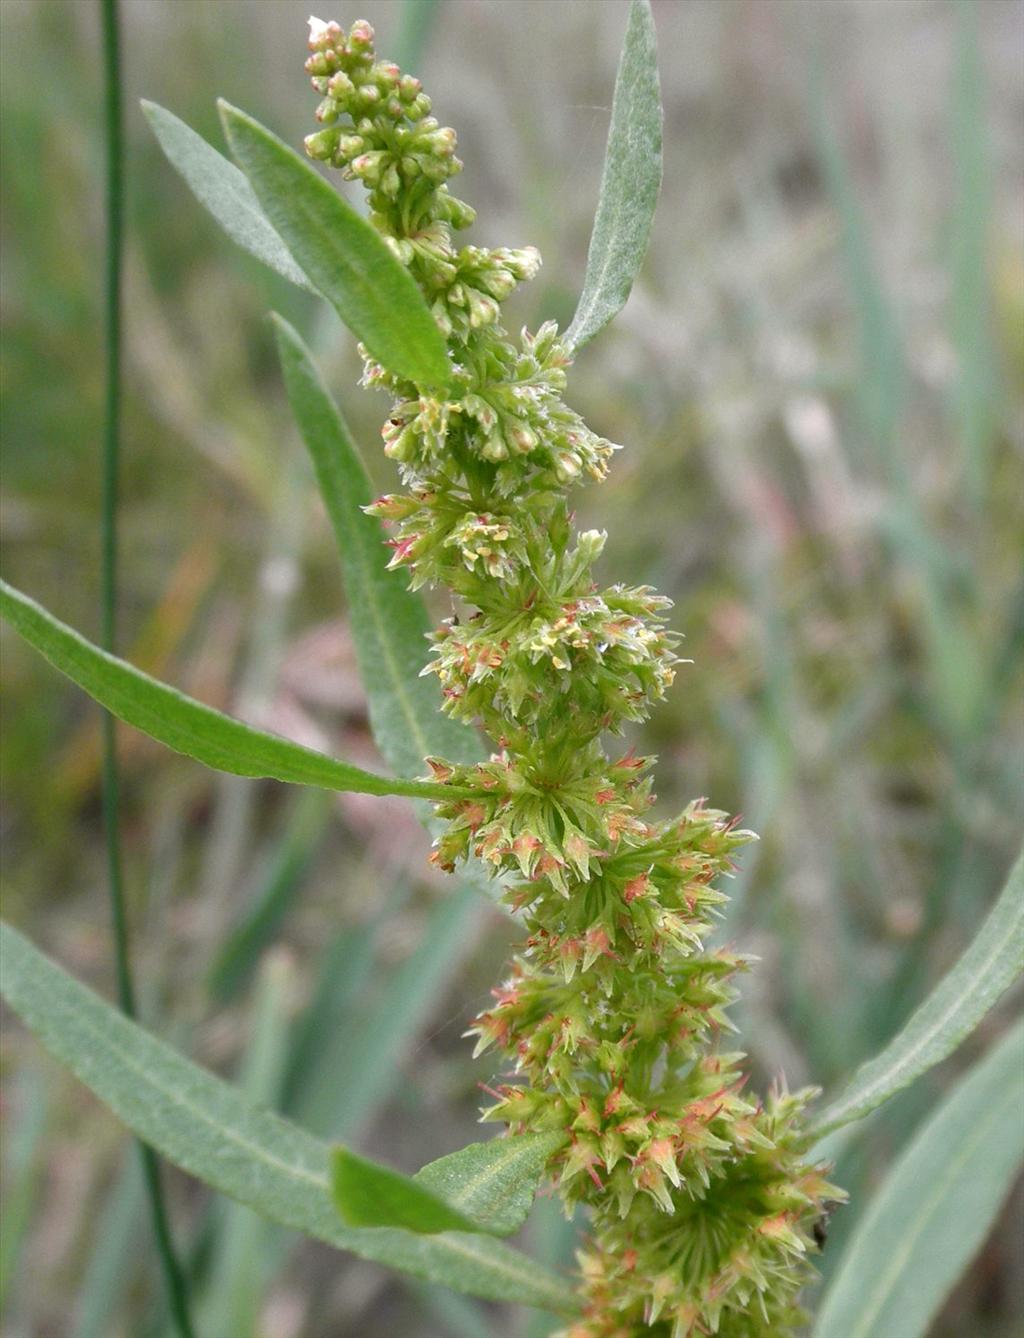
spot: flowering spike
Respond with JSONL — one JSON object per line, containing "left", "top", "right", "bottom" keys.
{"left": 302, "top": 20, "right": 843, "bottom": 1335}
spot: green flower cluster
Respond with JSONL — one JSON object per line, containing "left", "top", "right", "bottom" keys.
{"left": 304, "top": 18, "right": 841, "bottom": 1335}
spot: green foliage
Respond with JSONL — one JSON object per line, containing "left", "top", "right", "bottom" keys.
{"left": 333, "top": 1145, "right": 482, "bottom": 1234}
{"left": 142, "top": 101, "right": 315, "bottom": 293}
{"left": 219, "top": 100, "right": 452, "bottom": 388}
{"left": 814, "top": 1021, "right": 1024, "bottom": 1338}
{"left": 811, "top": 847, "right": 1024, "bottom": 1139}
{"left": 0, "top": 921, "right": 572, "bottom": 1313}
{"left": 333, "top": 1133, "right": 565, "bottom": 1237}
{"left": 0, "top": 579, "right": 462, "bottom": 801}
{"left": 415, "top": 1133, "right": 568, "bottom": 1237}
{"left": 272, "top": 313, "right": 480, "bottom": 776}
{"left": 565, "top": 0, "right": 662, "bottom": 352}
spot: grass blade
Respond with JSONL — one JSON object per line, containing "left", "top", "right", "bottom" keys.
{"left": 141, "top": 101, "right": 315, "bottom": 293}
{"left": 100, "top": 6, "right": 194, "bottom": 1333}
{"left": 564, "top": 0, "right": 662, "bottom": 351}
{"left": 0, "top": 580, "right": 469, "bottom": 802}
{"left": 810, "top": 847, "right": 1024, "bottom": 1139}
{"left": 813, "top": 1021, "right": 1024, "bottom": 1338}
{"left": 273, "top": 314, "right": 480, "bottom": 778}
{"left": 219, "top": 101, "right": 451, "bottom": 388}
{"left": 0, "top": 921, "right": 574, "bottom": 1313}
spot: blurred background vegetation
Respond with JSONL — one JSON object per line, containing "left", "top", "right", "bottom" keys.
{"left": 1, "top": 0, "right": 1021, "bottom": 1335}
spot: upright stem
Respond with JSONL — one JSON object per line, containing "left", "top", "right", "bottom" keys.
{"left": 99, "top": 3, "right": 196, "bottom": 1333}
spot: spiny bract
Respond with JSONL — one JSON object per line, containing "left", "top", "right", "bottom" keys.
{"left": 303, "top": 16, "right": 842, "bottom": 1335}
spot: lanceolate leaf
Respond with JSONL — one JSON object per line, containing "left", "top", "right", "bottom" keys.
{"left": 810, "top": 848, "right": 1024, "bottom": 1139}
{"left": 332, "top": 1147, "right": 479, "bottom": 1235}
{"left": 415, "top": 1133, "right": 565, "bottom": 1237}
{"left": 272, "top": 315, "right": 480, "bottom": 778}
{"left": 141, "top": 101, "right": 315, "bottom": 293}
{"left": 219, "top": 101, "right": 451, "bottom": 388}
{"left": 0, "top": 923, "right": 573, "bottom": 1313}
{"left": 330, "top": 1133, "right": 564, "bottom": 1238}
{"left": 813, "top": 1022, "right": 1024, "bottom": 1338}
{"left": 0, "top": 581, "right": 464, "bottom": 803}
{"left": 564, "top": 0, "right": 662, "bottom": 351}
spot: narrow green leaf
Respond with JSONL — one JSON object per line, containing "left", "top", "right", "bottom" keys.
{"left": 415, "top": 1133, "right": 565, "bottom": 1237}
{"left": 0, "top": 580, "right": 465, "bottom": 802}
{"left": 330, "top": 1133, "right": 563, "bottom": 1238}
{"left": 810, "top": 848, "right": 1024, "bottom": 1139}
{"left": 141, "top": 101, "right": 315, "bottom": 293}
{"left": 564, "top": 0, "right": 662, "bottom": 351}
{"left": 332, "top": 1147, "right": 478, "bottom": 1235}
{"left": 0, "top": 922, "right": 573, "bottom": 1313}
{"left": 813, "top": 1022, "right": 1024, "bottom": 1338}
{"left": 219, "top": 101, "right": 451, "bottom": 387}
{"left": 273, "top": 314, "right": 480, "bottom": 778}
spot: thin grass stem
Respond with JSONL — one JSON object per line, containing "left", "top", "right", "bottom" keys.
{"left": 99, "top": 2, "right": 196, "bottom": 1334}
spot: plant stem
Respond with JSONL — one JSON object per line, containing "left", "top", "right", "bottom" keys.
{"left": 99, "top": 2, "right": 196, "bottom": 1333}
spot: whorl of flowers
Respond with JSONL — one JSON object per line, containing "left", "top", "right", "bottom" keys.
{"left": 305, "top": 18, "right": 841, "bottom": 1336}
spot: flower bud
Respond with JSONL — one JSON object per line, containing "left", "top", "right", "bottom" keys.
{"left": 351, "top": 150, "right": 387, "bottom": 183}
{"left": 555, "top": 451, "right": 581, "bottom": 482}
{"left": 307, "top": 15, "right": 342, "bottom": 50}
{"left": 337, "top": 133, "right": 364, "bottom": 158}
{"left": 304, "top": 127, "right": 340, "bottom": 161}
{"left": 326, "top": 70, "right": 354, "bottom": 99}
{"left": 348, "top": 19, "right": 374, "bottom": 51}
{"left": 374, "top": 61, "right": 401, "bottom": 88}
{"left": 438, "top": 192, "right": 477, "bottom": 229}
{"left": 305, "top": 51, "right": 332, "bottom": 77}
{"left": 466, "top": 288, "right": 500, "bottom": 328}
{"left": 480, "top": 432, "right": 508, "bottom": 463}
{"left": 507, "top": 422, "right": 537, "bottom": 454}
